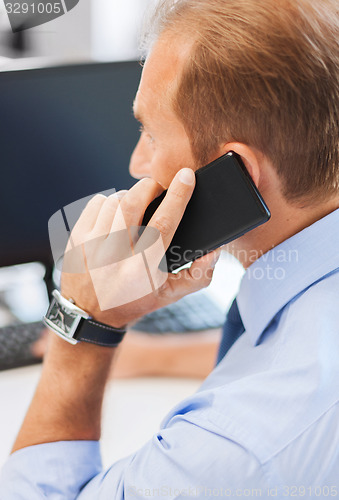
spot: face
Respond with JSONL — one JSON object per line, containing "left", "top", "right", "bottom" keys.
{"left": 128, "top": 35, "right": 288, "bottom": 268}
{"left": 129, "top": 36, "right": 198, "bottom": 188}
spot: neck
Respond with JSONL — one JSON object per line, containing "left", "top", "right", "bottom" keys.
{"left": 226, "top": 196, "right": 339, "bottom": 269}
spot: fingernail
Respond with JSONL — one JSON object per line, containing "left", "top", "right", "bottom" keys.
{"left": 210, "top": 252, "right": 221, "bottom": 268}
{"left": 113, "top": 190, "right": 128, "bottom": 200}
{"left": 178, "top": 168, "right": 195, "bottom": 185}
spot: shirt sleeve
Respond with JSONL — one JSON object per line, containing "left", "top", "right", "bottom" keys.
{"left": 0, "top": 441, "right": 103, "bottom": 499}
{"left": 0, "top": 410, "right": 268, "bottom": 500}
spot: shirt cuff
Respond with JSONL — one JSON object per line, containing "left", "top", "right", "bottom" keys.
{"left": 0, "top": 440, "right": 102, "bottom": 499}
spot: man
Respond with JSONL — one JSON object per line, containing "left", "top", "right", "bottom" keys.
{"left": 1, "top": 0, "right": 338, "bottom": 497}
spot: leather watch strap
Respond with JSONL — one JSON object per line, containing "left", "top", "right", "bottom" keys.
{"left": 75, "top": 318, "right": 126, "bottom": 347}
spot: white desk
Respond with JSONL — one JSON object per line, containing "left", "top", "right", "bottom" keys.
{"left": 0, "top": 364, "right": 200, "bottom": 469}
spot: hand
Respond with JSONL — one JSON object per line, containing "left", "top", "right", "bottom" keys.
{"left": 61, "top": 168, "right": 220, "bottom": 328}
{"left": 12, "top": 169, "right": 221, "bottom": 453}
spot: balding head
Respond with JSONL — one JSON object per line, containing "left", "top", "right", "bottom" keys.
{"left": 142, "top": 0, "right": 339, "bottom": 206}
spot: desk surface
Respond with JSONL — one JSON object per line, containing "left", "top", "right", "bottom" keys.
{"left": 0, "top": 364, "right": 201, "bottom": 469}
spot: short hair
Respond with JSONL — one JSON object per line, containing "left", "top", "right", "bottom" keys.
{"left": 143, "top": 0, "right": 339, "bottom": 204}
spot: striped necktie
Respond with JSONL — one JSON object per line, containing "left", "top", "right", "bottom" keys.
{"left": 216, "top": 298, "right": 245, "bottom": 364}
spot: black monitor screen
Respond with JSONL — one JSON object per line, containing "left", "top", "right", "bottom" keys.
{"left": 0, "top": 60, "right": 142, "bottom": 267}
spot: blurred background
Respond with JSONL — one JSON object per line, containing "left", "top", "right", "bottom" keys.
{"left": 0, "top": 0, "right": 156, "bottom": 343}
{"left": 0, "top": 0, "right": 151, "bottom": 62}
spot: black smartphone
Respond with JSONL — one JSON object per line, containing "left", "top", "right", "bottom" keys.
{"left": 141, "top": 152, "right": 270, "bottom": 272}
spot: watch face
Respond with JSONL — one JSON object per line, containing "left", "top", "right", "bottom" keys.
{"left": 48, "top": 300, "right": 79, "bottom": 335}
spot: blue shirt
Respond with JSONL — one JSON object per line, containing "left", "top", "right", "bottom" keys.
{"left": 1, "top": 209, "right": 339, "bottom": 499}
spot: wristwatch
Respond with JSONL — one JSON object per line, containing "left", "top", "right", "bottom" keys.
{"left": 43, "top": 290, "right": 126, "bottom": 347}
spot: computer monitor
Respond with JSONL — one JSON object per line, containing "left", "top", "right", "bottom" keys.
{"left": 0, "top": 60, "right": 142, "bottom": 270}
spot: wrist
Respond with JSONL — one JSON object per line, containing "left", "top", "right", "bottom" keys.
{"left": 44, "top": 290, "right": 127, "bottom": 347}
{"left": 60, "top": 285, "right": 128, "bottom": 329}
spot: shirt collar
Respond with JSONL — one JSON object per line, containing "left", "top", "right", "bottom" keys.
{"left": 237, "top": 208, "right": 339, "bottom": 346}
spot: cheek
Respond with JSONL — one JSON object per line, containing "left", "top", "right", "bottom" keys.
{"left": 130, "top": 130, "right": 196, "bottom": 188}
{"left": 150, "top": 160, "right": 183, "bottom": 189}
{"left": 151, "top": 147, "right": 196, "bottom": 189}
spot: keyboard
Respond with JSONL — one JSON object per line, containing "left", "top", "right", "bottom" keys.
{"left": 0, "top": 321, "right": 45, "bottom": 371}
{"left": 131, "top": 290, "right": 225, "bottom": 334}
{"left": 0, "top": 290, "right": 225, "bottom": 371}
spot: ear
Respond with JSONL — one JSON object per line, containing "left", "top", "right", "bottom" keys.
{"left": 217, "top": 142, "right": 262, "bottom": 189}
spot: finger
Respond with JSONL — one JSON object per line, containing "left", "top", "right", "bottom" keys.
{"left": 110, "top": 177, "right": 164, "bottom": 233}
{"left": 115, "top": 190, "right": 129, "bottom": 200}
{"left": 70, "top": 194, "right": 107, "bottom": 244}
{"left": 137, "top": 168, "right": 195, "bottom": 255}
{"left": 112, "top": 177, "right": 164, "bottom": 231}
{"left": 159, "top": 249, "right": 221, "bottom": 301}
{"left": 90, "top": 191, "right": 126, "bottom": 238}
